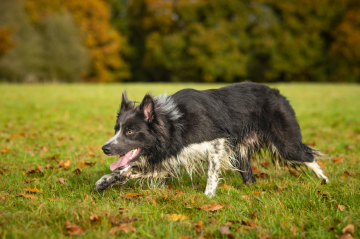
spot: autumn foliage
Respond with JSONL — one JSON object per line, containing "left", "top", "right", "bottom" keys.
{"left": 0, "top": 0, "right": 360, "bottom": 82}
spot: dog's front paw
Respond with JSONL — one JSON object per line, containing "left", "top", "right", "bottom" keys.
{"left": 95, "top": 174, "right": 113, "bottom": 191}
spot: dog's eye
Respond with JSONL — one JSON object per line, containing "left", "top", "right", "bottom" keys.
{"left": 126, "top": 129, "right": 133, "bottom": 135}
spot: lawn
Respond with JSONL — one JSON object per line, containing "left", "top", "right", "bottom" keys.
{"left": 0, "top": 83, "right": 359, "bottom": 239}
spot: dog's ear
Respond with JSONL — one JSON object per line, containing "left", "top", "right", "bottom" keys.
{"left": 139, "top": 94, "right": 155, "bottom": 122}
{"left": 120, "top": 92, "right": 133, "bottom": 111}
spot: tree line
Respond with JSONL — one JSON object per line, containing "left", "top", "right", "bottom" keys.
{"left": 0, "top": 0, "right": 359, "bottom": 82}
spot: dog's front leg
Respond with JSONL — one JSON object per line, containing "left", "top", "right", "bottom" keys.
{"left": 204, "top": 142, "right": 222, "bottom": 197}
{"left": 95, "top": 172, "right": 127, "bottom": 191}
{"left": 95, "top": 166, "right": 133, "bottom": 191}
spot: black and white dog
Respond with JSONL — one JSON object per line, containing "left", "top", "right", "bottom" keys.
{"left": 95, "top": 82, "right": 328, "bottom": 196}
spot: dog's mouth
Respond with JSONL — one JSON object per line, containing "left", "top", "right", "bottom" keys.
{"left": 110, "top": 148, "right": 140, "bottom": 171}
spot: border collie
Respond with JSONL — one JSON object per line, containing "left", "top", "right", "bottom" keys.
{"left": 95, "top": 82, "right": 328, "bottom": 196}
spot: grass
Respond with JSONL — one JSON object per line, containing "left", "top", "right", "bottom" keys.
{"left": 0, "top": 83, "right": 359, "bottom": 239}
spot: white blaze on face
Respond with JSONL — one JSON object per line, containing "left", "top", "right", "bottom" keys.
{"left": 105, "top": 127, "right": 121, "bottom": 146}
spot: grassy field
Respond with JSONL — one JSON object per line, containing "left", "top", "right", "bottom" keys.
{"left": 0, "top": 83, "right": 359, "bottom": 239}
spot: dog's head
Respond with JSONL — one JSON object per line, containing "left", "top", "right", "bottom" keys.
{"left": 102, "top": 92, "right": 158, "bottom": 171}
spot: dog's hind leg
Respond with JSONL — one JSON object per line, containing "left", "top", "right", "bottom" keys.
{"left": 204, "top": 139, "right": 223, "bottom": 197}
{"left": 236, "top": 144, "right": 256, "bottom": 184}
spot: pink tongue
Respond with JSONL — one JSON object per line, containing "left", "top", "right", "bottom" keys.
{"left": 110, "top": 150, "right": 134, "bottom": 171}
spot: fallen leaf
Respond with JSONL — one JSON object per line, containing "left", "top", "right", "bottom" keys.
{"left": 200, "top": 204, "right": 223, "bottom": 212}
{"left": 122, "top": 217, "right": 138, "bottom": 223}
{"left": 242, "top": 220, "right": 257, "bottom": 228}
{"left": 23, "top": 186, "right": 43, "bottom": 193}
{"left": 18, "top": 193, "right": 37, "bottom": 200}
{"left": 341, "top": 175, "right": 347, "bottom": 180}
{"left": 73, "top": 168, "right": 81, "bottom": 174}
{"left": 249, "top": 210, "right": 257, "bottom": 219}
{"left": 289, "top": 169, "right": 299, "bottom": 177}
{"left": 252, "top": 166, "right": 258, "bottom": 173}
{"left": 125, "top": 193, "right": 141, "bottom": 198}
{"left": 42, "top": 146, "right": 49, "bottom": 153}
{"left": 58, "top": 159, "right": 70, "bottom": 169}
{"left": 338, "top": 205, "right": 346, "bottom": 211}
{"left": 331, "top": 157, "right": 343, "bottom": 164}
{"left": 165, "top": 214, "right": 188, "bottom": 221}
{"left": 66, "top": 221, "right": 85, "bottom": 235}
{"left": 48, "top": 197, "right": 61, "bottom": 201}
{"left": 1, "top": 148, "right": 10, "bottom": 153}
{"left": 85, "top": 162, "right": 96, "bottom": 166}
{"left": 45, "top": 163, "right": 52, "bottom": 169}
{"left": 342, "top": 224, "right": 354, "bottom": 235}
{"left": 317, "top": 161, "right": 326, "bottom": 168}
{"left": 223, "top": 227, "right": 236, "bottom": 238}
{"left": 321, "top": 179, "right": 327, "bottom": 185}
{"left": 241, "top": 194, "right": 250, "bottom": 199}
{"left": 220, "top": 184, "right": 232, "bottom": 190}
{"left": 26, "top": 165, "right": 44, "bottom": 174}
{"left": 255, "top": 172, "right": 269, "bottom": 179}
{"left": 179, "top": 236, "right": 191, "bottom": 239}
{"left": 168, "top": 185, "right": 175, "bottom": 190}
{"left": 59, "top": 178, "right": 67, "bottom": 185}
{"left": 317, "top": 191, "right": 329, "bottom": 198}
{"left": 22, "top": 178, "right": 40, "bottom": 184}
{"left": 109, "top": 223, "right": 136, "bottom": 234}
{"left": 254, "top": 191, "right": 262, "bottom": 196}
{"left": 220, "top": 226, "right": 230, "bottom": 235}
{"left": 194, "top": 220, "right": 203, "bottom": 233}
{"left": 90, "top": 215, "right": 101, "bottom": 222}
{"left": 291, "top": 224, "right": 297, "bottom": 236}
{"left": 260, "top": 161, "right": 270, "bottom": 168}
{"left": 344, "top": 170, "right": 354, "bottom": 176}
{"left": 76, "top": 162, "right": 86, "bottom": 167}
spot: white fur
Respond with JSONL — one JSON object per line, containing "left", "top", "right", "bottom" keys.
{"left": 104, "top": 126, "right": 121, "bottom": 146}
{"left": 305, "top": 161, "right": 329, "bottom": 182}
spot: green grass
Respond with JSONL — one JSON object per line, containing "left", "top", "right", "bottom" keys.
{"left": 0, "top": 83, "right": 359, "bottom": 239}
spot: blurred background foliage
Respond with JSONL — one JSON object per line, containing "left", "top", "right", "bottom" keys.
{"left": 0, "top": 0, "right": 359, "bottom": 83}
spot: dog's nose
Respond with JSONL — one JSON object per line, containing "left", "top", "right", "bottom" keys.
{"left": 102, "top": 144, "right": 111, "bottom": 155}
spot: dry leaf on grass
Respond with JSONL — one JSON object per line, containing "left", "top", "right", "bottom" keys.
{"left": 22, "top": 178, "right": 40, "bottom": 184}
{"left": 339, "top": 224, "right": 355, "bottom": 239}
{"left": 241, "top": 194, "right": 250, "bottom": 199}
{"left": 255, "top": 172, "right": 269, "bottom": 179}
{"left": 58, "top": 159, "right": 70, "bottom": 169}
{"left": 165, "top": 214, "right": 188, "bottom": 221}
{"left": 179, "top": 236, "right": 191, "bottom": 239}
{"left": 337, "top": 204, "right": 346, "bottom": 211}
{"left": 331, "top": 157, "right": 343, "bottom": 164}
{"left": 18, "top": 193, "right": 37, "bottom": 200}
{"left": 318, "top": 161, "right": 326, "bottom": 168}
{"left": 220, "top": 225, "right": 235, "bottom": 238}
{"left": 66, "top": 221, "right": 85, "bottom": 235}
{"left": 23, "top": 186, "right": 43, "bottom": 193}
{"left": 194, "top": 220, "right": 203, "bottom": 233}
{"left": 317, "top": 191, "right": 329, "bottom": 199}
{"left": 342, "top": 224, "right": 354, "bottom": 235}
{"left": 1, "top": 148, "right": 10, "bottom": 153}
{"left": 26, "top": 165, "right": 44, "bottom": 174}
{"left": 289, "top": 169, "right": 299, "bottom": 177}
{"left": 59, "top": 178, "right": 67, "bottom": 185}
{"left": 89, "top": 215, "right": 101, "bottom": 222}
{"left": 344, "top": 170, "right": 354, "bottom": 176}
{"left": 120, "top": 193, "right": 141, "bottom": 200}
{"left": 109, "top": 223, "right": 136, "bottom": 234}
{"left": 200, "top": 204, "right": 223, "bottom": 211}
{"left": 260, "top": 161, "right": 270, "bottom": 168}
{"left": 220, "top": 184, "right": 232, "bottom": 190}
{"left": 73, "top": 168, "right": 81, "bottom": 174}
{"left": 48, "top": 197, "right": 61, "bottom": 201}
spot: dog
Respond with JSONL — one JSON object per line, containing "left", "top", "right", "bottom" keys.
{"left": 95, "top": 82, "right": 328, "bottom": 196}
